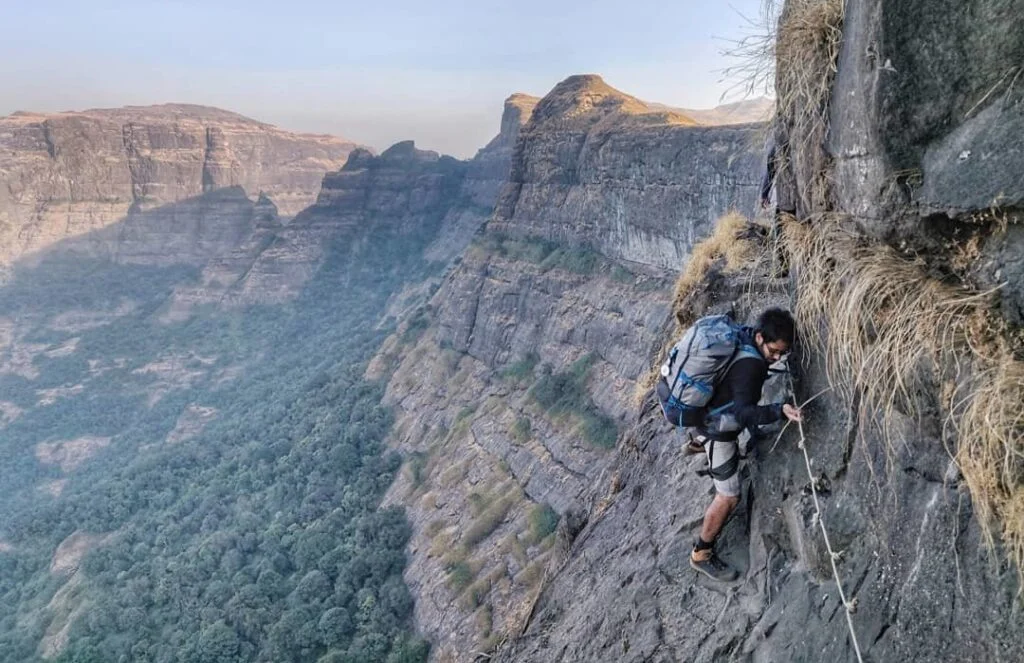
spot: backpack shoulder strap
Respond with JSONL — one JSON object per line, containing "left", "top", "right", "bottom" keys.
{"left": 734, "top": 344, "right": 763, "bottom": 363}
{"left": 728, "top": 327, "right": 764, "bottom": 368}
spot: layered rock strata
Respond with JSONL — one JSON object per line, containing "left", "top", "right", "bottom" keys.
{"left": 0, "top": 104, "right": 359, "bottom": 265}
{"left": 491, "top": 75, "right": 762, "bottom": 270}
{"left": 485, "top": 2, "right": 1024, "bottom": 662}
{"left": 379, "top": 74, "right": 763, "bottom": 660}
{"left": 160, "top": 95, "right": 537, "bottom": 315}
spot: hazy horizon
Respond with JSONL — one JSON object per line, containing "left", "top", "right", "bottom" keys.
{"left": 0, "top": 0, "right": 773, "bottom": 158}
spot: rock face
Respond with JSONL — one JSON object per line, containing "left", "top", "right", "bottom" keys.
{"left": 309, "top": 141, "right": 467, "bottom": 232}
{"left": 493, "top": 380, "right": 1024, "bottom": 663}
{"left": 475, "top": 4, "right": 1024, "bottom": 663}
{"left": 829, "top": 0, "right": 1024, "bottom": 219}
{"left": 162, "top": 95, "right": 536, "bottom": 315}
{"left": 159, "top": 141, "right": 470, "bottom": 315}
{"left": 158, "top": 192, "right": 285, "bottom": 318}
{"left": 379, "top": 75, "right": 763, "bottom": 660}
{"left": 825, "top": 0, "right": 1024, "bottom": 322}
{"left": 0, "top": 104, "right": 360, "bottom": 265}
{"left": 490, "top": 259, "right": 1024, "bottom": 663}
{"left": 492, "top": 75, "right": 762, "bottom": 270}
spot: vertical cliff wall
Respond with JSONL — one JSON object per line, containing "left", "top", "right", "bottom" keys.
{"left": 377, "top": 74, "right": 763, "bottom": 660}
{"left": 826, "top": 0, "right": 1024, "bottom": 323}
{"left": 482, "top": 3, "right": 1024, "bottom": 663}
{"left": 0, "top": 104, "right": 360, "bottom": 267}
{"left": 159, "top": 95, "right": 538, "bottom": 317}
{"left": 491, "top": 75, "right": 761, "bottom": 270}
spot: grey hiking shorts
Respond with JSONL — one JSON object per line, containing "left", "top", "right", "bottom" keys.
{"left": 694, "top": 433, "right": 740, "bottom": 497}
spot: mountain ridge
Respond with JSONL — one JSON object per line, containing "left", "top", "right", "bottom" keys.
{"left": 2, "top": 103, "right": 352, "bottom": 141}
{"left": 0, "top": 104, "right": 364, "bottom": 267}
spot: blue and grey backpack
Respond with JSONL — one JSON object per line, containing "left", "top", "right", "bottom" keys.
{"left": 657, "top": 315, "right": 762, "bottom": 428}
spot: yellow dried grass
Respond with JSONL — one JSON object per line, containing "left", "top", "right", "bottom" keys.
{"left": 775, "top": 0, "right": 845, "bottom": 213}
{"left": 785, "top": 216, "right": 983, "bottom": 412}
{"left": 775, "top": 0, "right": 844, "bottom": 128}
{"left": 670, "top": 210, "right": 761, "bottom": 325}
{"left": 955, "top": 359, "right": 1024, "bottom": 565}
{"left": 782, "top": 213, "right": 1024, "bottom": 584}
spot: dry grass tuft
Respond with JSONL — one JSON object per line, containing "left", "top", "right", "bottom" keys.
{"left": 775, "top": 0, "right": 845, "bottom": 213}
{"left": 670, "top": 211, "right": 762, "bottom": 327}
{"left": 775, "top": 0, "right": 844, "bottom": 130}
{"left": 781, "top": 214, "right": 990, "bottom": 424}
{"left": 955, "top": 358, "right": 1024, "bottom": 562}
{"left": 781, "top": 213, "right": 1024, "bottom": 583}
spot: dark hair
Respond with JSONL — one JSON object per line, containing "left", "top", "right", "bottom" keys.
{"left": 757, "top": 308, "right": 796, "bottom": 345}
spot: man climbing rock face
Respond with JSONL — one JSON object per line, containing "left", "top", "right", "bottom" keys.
{"left": 686, "top": 308, "right": 802, "bottom": 581}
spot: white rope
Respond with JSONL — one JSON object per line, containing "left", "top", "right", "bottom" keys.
{"left": 769, "top": 385, "right": 832, "bottom": 453}
{"left": 792, "top": 387, "right": 865, "bottom": 663}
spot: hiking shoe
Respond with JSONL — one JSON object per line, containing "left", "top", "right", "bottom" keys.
{"left": 690, "top": 548, "right": 739, "bottom": 582}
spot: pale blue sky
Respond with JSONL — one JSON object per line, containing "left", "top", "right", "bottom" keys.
{"left": 0, "top": 0, "right": 771, "bottom": 157}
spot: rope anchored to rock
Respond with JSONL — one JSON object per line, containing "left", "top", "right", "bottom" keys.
{"left": 789, "top": 380, "right": 864, "bottom": 663}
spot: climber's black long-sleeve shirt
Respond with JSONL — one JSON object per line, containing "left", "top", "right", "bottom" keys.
{"left": 702, "top": 356, "right": 784, "bottom": 440}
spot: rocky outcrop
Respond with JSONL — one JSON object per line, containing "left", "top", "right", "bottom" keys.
{"left": 0, "top": 104, "right": 359, "bottom": 265}
{"left": 492, "top": 75, "right": 762, "bottom": 269}
{"left": 308, "top": 140, "right": 466, "bottom": 231}
{"left": 178, "top": 94, "right": 538, "bottom": 312}
{"left": 379, "top": 75, "right": 764, "bottom": 660}
{"left": 159, "top": 141, "right": 469, "bottom": 315}
{"left": 824, "top": 0, "right": 1024, "bottom": 322}
{"left": 467, "top": 94, "right": 541, "bottom": 201}
{"left": 423, "top": 94, "right": 540, "bottom": 263}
